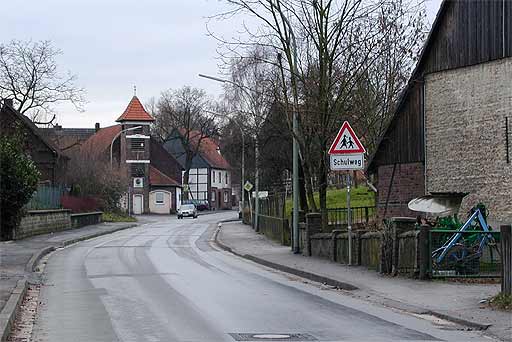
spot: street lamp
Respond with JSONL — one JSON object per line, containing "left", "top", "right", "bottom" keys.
{"left": 110, "top": 125, "right": 142, "bottom": 168}
{"left": 205, "top": 109, "right": 245, "bottom": 219}
{"left": 199, "top": 73, "right": 261, "bottom": 232}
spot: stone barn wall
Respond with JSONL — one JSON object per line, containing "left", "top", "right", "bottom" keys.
{"left": 425, "top": 57, "right": 512, "bottom": 225}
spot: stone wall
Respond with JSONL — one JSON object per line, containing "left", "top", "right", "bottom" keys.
{"left": 71, "top": 212, "right": 102, "bottom": 228}
{"left": 425, "top": 57, "right": 512, "bottom": 225}
{"left": 397, "top": 230, "right": 421, "bottom": 276}
{"left": 16, "top": 209, "right": 71, "bottom": 240}
{"left": 360, "top": 232, "right": 384, "bottom": 271}
{"left": 376, "top": 162, "right": 425, "bottom": 220}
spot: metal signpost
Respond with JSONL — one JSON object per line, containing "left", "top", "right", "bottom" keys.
{"left": 244, "top": 181, "right": 254, "bottom": 225}
{"left": 328, "top": 121, "right": 366, "bottom": 266}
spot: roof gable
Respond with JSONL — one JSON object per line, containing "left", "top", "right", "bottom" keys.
{"left": 116, "top": 96, "right": 154, "bottom": 122}
{"left": 149, "top": 165, "right": 180, "bottom": 186}
{"left": 80, "top": 124, "right": 121, "bottom": 156}
{"left": 171, "top": 129, "right": 231, "bottom": 170}
{"left": 1, "top": 101, "right": 65, "bottom": 159}
{"left": 367, "top": 0, "right": 511, "bottom": 171}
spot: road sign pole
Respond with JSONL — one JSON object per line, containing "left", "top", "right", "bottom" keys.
{"left": 347, "top": 172, "right": 352, "bottom": 266}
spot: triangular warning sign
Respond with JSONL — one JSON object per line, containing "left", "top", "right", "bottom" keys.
{"left": 328, "top": 121, "right": 366, "bottom": 155}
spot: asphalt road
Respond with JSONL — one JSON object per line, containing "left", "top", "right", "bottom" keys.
{"left": 32, "top": 212, "right": 494, "bottom": 342}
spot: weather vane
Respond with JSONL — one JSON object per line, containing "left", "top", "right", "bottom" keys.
{"left": 133, "top": 85, "right": 137, "bottom": 96}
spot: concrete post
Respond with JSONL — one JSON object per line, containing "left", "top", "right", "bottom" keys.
{"left": 305, "top": 213, "right": 322, "bottom": 257}
{"left": 501, "top": 225, "right": 511, "bottom": 295}
{"left": 418, "top": 224, "right": 431, "bottom": 280}
{"left": 330, "top": 230, "right": 344, "bottom": 262}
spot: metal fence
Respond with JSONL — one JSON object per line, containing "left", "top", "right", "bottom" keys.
{"left": 25, "top": 184, "right": 65, "bottom": 210}
{"left": 429, "top": 229, "right": 501, "bottom": 278}
{"left": 326, "top": 206, "right": 376, "bottom": 227}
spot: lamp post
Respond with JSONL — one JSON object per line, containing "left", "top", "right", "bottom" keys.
{"left": 199, "top": 73, "right": 260, "bottom": 231}
{"left": 110, "top": 125, "right": 142, "bottom": 168}
{"left": 205, "top": 109, "right": 245, "bottom": 218}
{"left": 110, "top": 125, "right": 142, "bottom": 216}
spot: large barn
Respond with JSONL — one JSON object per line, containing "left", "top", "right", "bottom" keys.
{"left": 367, "top": 0, "right": 511, "bottom": 226}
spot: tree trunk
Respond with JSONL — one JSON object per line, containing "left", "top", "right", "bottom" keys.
{"left": 318, "top": 150, "right": 329, "bottom": 230}
{"left": 299, "top": 162, "right": 308, "bottom": 212}
{"left": 302, "top": 158, "right": 317, "bottom": 212}
{"left": 183, "top": 152, "right": 194, "bottom": 201}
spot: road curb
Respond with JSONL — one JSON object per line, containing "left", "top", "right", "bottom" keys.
{"left": 213, "top": 227, "right": 357, "bottom": 291}
{"left": 214, "top": 225, "right": 493, "bottom": 332}
{"left": 1, "top": 222, "right": 138, "bottom": 341}
{"left": 0, "top": 279, "right": 27, "bottom": 342}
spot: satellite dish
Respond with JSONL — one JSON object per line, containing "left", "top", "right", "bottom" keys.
{"left": 408, "top": 194, "right": 465, "bottom": 217}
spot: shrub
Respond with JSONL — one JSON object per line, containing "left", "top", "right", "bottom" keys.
{"left": 0, "top": 135, "right": 40, "bottom": 239}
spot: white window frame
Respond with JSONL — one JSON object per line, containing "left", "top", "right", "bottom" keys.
{"left": 224, "top": 191, "right": 229, "bottom": 203}
{"left": 155, "top": 192, "right": 165, "bottom": 205}
{"left": 211, "top": 190, "right": 216, "bottom": 202}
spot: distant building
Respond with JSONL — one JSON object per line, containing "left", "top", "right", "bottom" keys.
{"left": 0, "top": 99, "right": 67, "bottom": 185}
{"left": 367, "top": 0, "right": 511, "bottom": 225}
{"left": 163, "top": 129, "right": 232, "bottom": 210}
{"left": 40, "top": 124, "right": 98, "bottom": 157}
{"left": 81, "top": 96, "right": 182, "bottom": 214}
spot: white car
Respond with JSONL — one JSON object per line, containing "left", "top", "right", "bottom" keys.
{"left": 177, "top": 204, "right": 198, "bottom": 219}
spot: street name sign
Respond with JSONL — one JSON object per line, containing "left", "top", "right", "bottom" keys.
{"left": 328, "top": 121, "right": 366, "bottom": 171}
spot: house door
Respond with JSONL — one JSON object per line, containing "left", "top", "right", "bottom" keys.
{"left": 133, "top": 194, "right": 143, "bottom": 215}
{"left": 217, "top": 191, "right": 222, "bottom": 209}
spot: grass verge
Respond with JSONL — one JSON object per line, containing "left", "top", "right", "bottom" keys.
{"left": 489, "top": 293, "right": 512, "bottom": 311}
{"left": 102, "top": 212, "right": 137, "bottom": 222}
{"left": 285, "top": 187, "right": 375, "bottom": 217}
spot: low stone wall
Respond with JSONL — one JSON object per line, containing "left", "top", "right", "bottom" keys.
{"left": 15, "top": 210, "right": 104, "bottom": 240}
{"left": 360, "top": 231, "right": 384, "bottom": 271}
{"left": 335, "top": 231, "right": 363, "bottom": 265}
{"left": 310, "top": 233, "right": 332, "bottom": 259}
{"left": 294, "top": 213, "right": 430, "bottom": 278}
{"left": 397, "top": 230, "right": 421, "bottom": 276}
{"left": 71, "top": 212, "right": 103, "bottom": 228}
{"left": 16, "top": 209, "right": 71, "bottom": 240}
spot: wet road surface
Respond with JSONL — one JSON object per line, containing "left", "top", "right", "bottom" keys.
{"left": 32, "top": 212, "right": 495, "bottom": 341}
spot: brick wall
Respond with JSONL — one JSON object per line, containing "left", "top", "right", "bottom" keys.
{"left": 425, "top": 57, "right": 512, "bottom": 225}
{"left": 16, "top": 209, "right": 71, "bottom": 240}
{"left": 376, "top": 162, "right": 425, "bottom": 220}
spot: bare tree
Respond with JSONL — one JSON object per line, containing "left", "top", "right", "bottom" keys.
{"left": 152, "top": 86, "right": 218, "bottom": 200}
{"left": 216, "top": 0, "right": 426, "bottom": 227}
{"left": 0, "top": 40, "right": 86, "bottom": 125}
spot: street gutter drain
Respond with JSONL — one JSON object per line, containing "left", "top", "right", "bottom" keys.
{"left": 229, "top": 333, "right": 317, "bottom": 341}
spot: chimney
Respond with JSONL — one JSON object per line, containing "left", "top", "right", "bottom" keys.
{"left": 55, "top": 124, "right": 62, "bottom": 130}
{"left": 95, "top": 122, "right": 100, "bottom": 132}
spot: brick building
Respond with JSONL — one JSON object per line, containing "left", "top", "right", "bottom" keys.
{"left": 81, "top": 96, "right": 182, "bottom": 214}
{"left": 367, "top": 0, "right": 511, "bottom": 225}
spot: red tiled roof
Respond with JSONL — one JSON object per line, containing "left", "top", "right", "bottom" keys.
{"left": 149, "top": 165, "right": 181, "bottom": 186}
{"left": 116, "top": 96, "right": 154, "bottom": 122}
{"left": 181, "top": 129, "right": 231, "bottom": 169}
{"left": 80, "top": 124, "right": 121, "bottom": 156}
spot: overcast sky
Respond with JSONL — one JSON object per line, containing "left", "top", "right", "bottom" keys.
{"left": 2, "top": 0, "right": 443, "bottom": 128}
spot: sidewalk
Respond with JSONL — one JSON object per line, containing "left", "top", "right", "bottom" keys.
{"left": 217, "top": 221, "right": 512, "bottom": 342}
{"left": 0, "top": 221, "right": 137, "bottom": 341}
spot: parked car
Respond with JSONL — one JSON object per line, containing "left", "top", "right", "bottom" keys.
{"left": 196, "top": 200, "right": 210, "bottom": 211}
{"left": 177, "top": 204, "right": 198, "bottom": 219}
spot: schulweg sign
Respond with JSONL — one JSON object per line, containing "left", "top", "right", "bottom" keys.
{"left": 328, "top": 121, "right": 366, "bottom": 266}
{"left": 328, "top": 121, "right": 366, "bottom": 170}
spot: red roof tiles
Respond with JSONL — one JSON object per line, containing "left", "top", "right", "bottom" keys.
{"left": 80, "top": 124, "right": 121, "bottom": 157}
{"left": 181, "top": 129, "right": 231, "bottom": 170}
{"left": 116, "top": 96, "right": 154, "bottom": 122}
{"left": 149, "top": 165, "right": 181, "bottom": 186}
